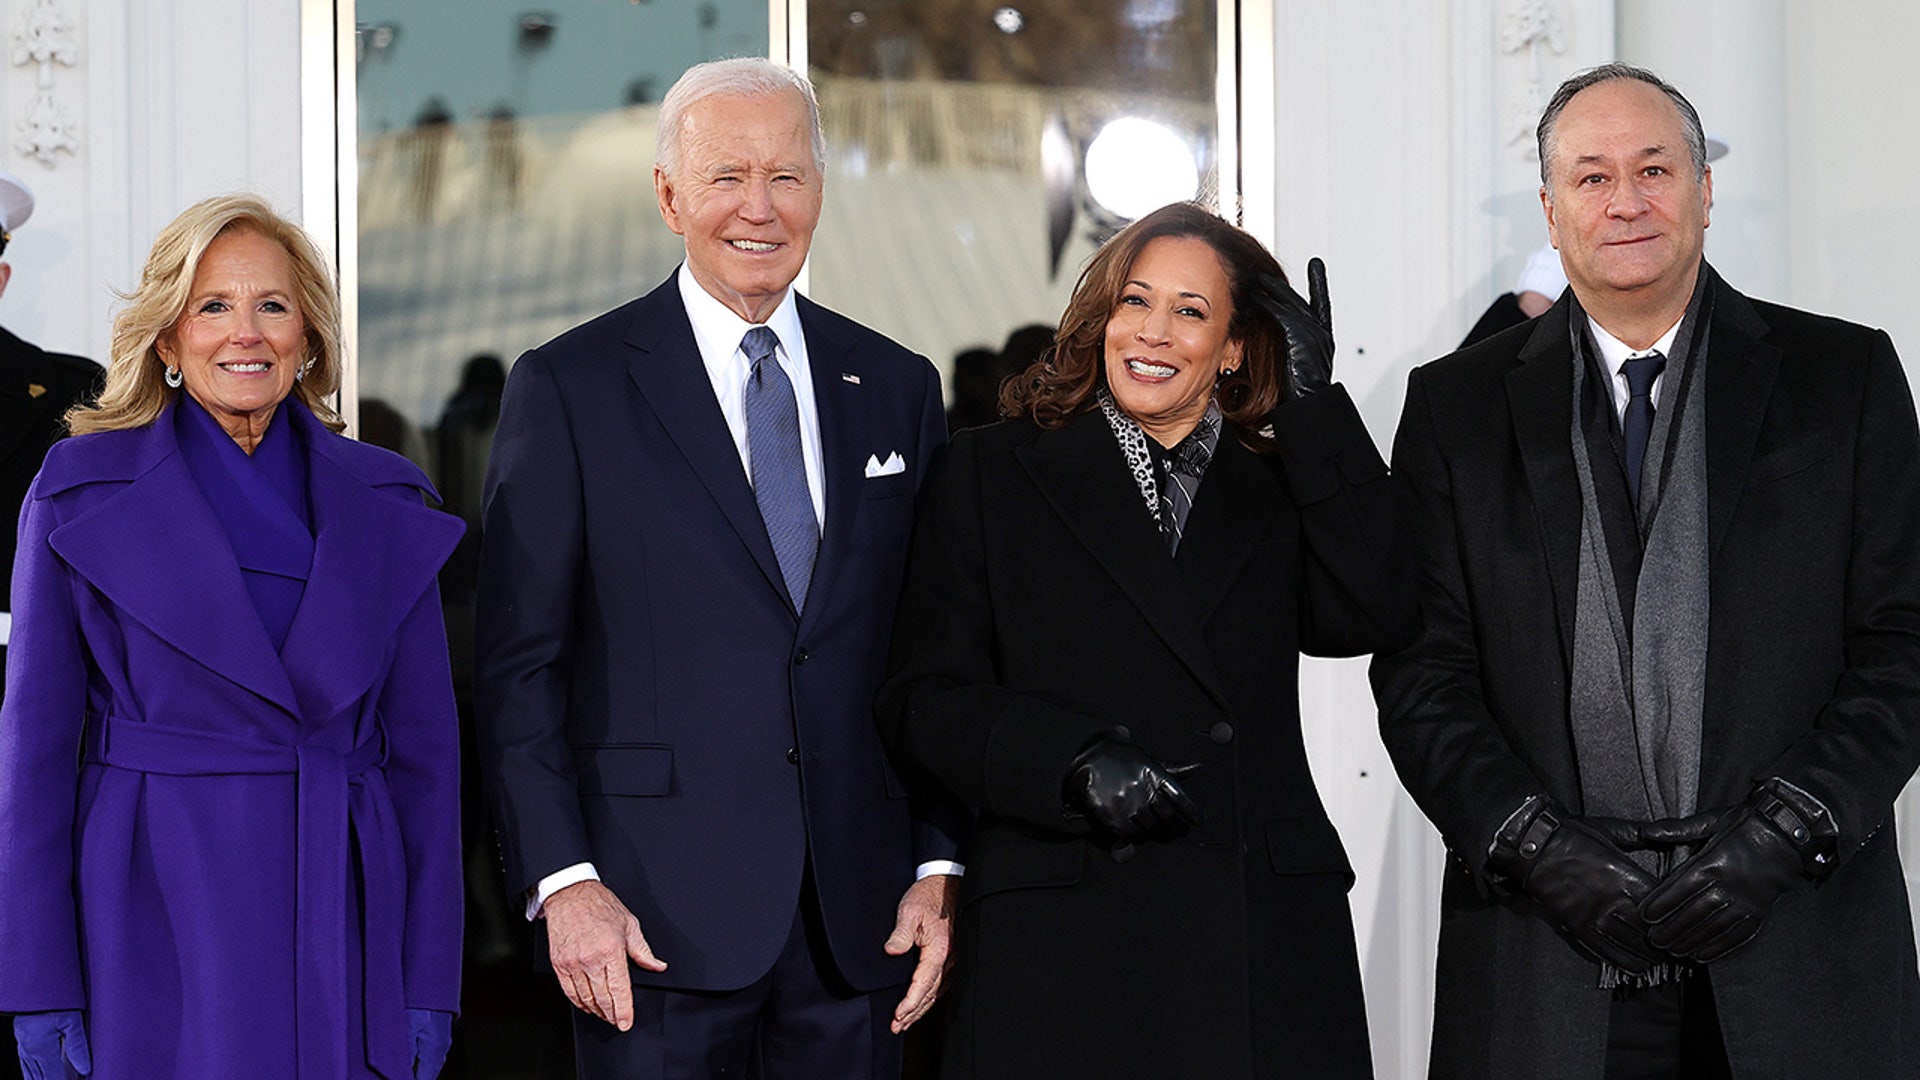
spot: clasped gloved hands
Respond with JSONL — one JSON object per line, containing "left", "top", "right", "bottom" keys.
{"left": 1487, "top": 795, "right": 1674, "bottom": 974}
{"left": 1063, "top": 732, "right": 1202, "bottom": 841}
{"left": 13, "top": 1009, "right": 91, "bottom": 1079}
{"left": 1640, "top": 778, "right": 1838, "bottom": 963}
{"left": 1494, "top": 779, "right": 1838, "bottom": 970}
{"left": 1252, "top": 257, "right": 1334, "bottom": 399}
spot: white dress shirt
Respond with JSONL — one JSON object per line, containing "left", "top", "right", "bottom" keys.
{"left": 677, "top": 263, "right": 826, "bottom": 528}
{"left": 1587, "top": 315, "right": 1684, "bottom": 423}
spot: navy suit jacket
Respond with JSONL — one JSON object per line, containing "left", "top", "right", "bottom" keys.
{"left": 475, "top": 274, "right": 962, "bottom": 993}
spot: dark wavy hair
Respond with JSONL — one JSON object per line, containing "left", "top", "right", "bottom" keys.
{"left": 998, "top": 201, "right": 1290, "bottom": 452}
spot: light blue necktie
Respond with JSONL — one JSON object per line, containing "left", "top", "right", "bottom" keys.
{"left": 741, "top": 326, "right": 817, "bottom": 612}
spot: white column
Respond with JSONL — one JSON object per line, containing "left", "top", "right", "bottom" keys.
{"left": 0, "top": 0, "right": 302, "bottom": 363}
{"left": 1616, "top": 0, "right": 1791, "bottom": 305}
{"left": 1272, "top": 3, "right": 1614, "bottom": 1076}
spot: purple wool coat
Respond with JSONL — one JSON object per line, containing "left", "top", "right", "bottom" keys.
{"left": 0, "top": 401, "right": 464, "bottom": 1079}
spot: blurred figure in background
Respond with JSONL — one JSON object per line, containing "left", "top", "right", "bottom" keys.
{"left": 0, "top": 172, "right": 101, "bottom": 706}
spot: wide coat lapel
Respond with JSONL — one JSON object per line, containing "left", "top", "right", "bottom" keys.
{"left": 1017, "top": 413, "right": 1231, "bottom": 711}
{"left": 1698, "top": 270, "right": 1780, "bottom": 562}
{"left": 1506, "top": 300, "right": 1584, "bottom": 667}
{"left": 44, "top": 413, "right": 301, "bottom": 714}
{"left": 275, "top": 405, "right": 464, "bottom": 725}
{"left": 621, "top": 286, "right": 795, "bottom": 615}
{"left": 1173, "top": 434, "right": 1285, "bottom": 626}
{"left": 793, "top": 296, "right": 871, "bottom": 633}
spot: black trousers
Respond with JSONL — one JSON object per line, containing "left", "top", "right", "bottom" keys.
{"left": 1604, "top": 971, "right": 1733, "bottom": 1080}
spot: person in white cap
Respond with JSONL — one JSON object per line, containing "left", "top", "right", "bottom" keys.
{"left": 0, "top": 170, "right": 100, "bottom": 705}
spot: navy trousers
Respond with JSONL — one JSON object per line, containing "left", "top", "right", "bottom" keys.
{"left": 571, "top": 873, "right": 902, "bottom": 1080}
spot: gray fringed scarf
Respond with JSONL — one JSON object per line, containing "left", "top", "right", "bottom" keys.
{"left": 1565, "top": 275, "right": 1713, "bottom": 989}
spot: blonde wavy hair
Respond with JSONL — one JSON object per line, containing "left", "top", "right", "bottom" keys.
{"left": 67, "top": 193, "right": 345, "bottom": 436}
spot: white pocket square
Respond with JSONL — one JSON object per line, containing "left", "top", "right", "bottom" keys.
{"left": 865, "top": 451, "right": 906, "bottom": 478}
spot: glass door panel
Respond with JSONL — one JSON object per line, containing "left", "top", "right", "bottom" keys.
{"left": 802, "top": 1, "right": 1224, "bottom": 428}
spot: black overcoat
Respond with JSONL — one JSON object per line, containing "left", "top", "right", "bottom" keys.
{"left": 0, "top": 325, "right": 98, "bottom": 698}
{"left": 880, "top": 385, "right": 1418, "bottom": 1079}
{"left": 1371, "top": 269, "right": 1920, "bottom": 1079}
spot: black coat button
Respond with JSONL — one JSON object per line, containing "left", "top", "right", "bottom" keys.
{"left": 795, "top": 648, "right": 810, "bottom": 665}
{"left": 787, "top": 747, "right": 800, "bottom": 765}
{"left": 1209, "top": 721, "right": 1234, "bottom": 745}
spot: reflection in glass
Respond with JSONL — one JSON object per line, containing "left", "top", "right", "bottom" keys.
{"left": 804, "top": 1, "right": 1222, "bottom": 427}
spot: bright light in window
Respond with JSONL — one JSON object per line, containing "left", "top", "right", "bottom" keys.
{"left": 1083, "top": 117, "right": 1198, "bottom": 221}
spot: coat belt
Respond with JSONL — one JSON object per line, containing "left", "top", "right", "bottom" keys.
{"left": 86, "top": 717, "right": 409, "bottom": 1080}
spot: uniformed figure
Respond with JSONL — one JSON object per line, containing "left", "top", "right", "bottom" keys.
{"left": 0, "top": 172, "right": 101, "bottom": 701}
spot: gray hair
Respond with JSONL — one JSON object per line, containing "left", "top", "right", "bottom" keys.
{"left": 1537, "top": 62, "right": 1707, "bottom": 195}
{"left": 654, "top": 57, "right": 826, "bottom": 179}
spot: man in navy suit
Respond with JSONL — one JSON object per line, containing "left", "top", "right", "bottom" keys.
{"left": 475, "top": 58, "right": 964, "bottom": 1079}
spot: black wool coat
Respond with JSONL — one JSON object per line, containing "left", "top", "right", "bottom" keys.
{"left": 1372, "top": 270, "right": 1920, "bottom": 1079}
{"left": 880, "top": 384, "right": 1418, "bottom": 1079}
{"left": 0, "top": 326, "right": 98, "bottom": 698}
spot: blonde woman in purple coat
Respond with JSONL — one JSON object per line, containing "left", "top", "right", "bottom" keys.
{"left": 0, "top": 195, "right": 464, "bottom": 1079}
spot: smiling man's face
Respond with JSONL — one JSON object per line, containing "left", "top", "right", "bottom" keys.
{"left": 1542, "top": 77, "right": 1712, "bottom": 310}
{"left": 655, "top": 88, "right": 824, "bottom": 325}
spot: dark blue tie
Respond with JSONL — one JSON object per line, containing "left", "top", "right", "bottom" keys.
{"left": 742, "top": 326, "right": 818, "bottom": 613}
{"left": 1622, "top": 352, "right": 1667, "bottom": 505}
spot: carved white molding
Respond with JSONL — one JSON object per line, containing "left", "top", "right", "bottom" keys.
{"left": 11, "top": 0, "right": 80, "bottom": 166}
{"left": 1500, "top": 0, "right": 1567, "bottom": 159}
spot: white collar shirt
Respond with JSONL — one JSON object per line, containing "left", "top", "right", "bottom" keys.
{"left": 677, "top": 262, "right": 826, "bottom": 528}
{"left": 1587, "top": 315, "right": 1684, "bottom": 424}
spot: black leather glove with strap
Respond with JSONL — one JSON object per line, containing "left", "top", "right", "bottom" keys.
{"left": 1062, "top": 732, "right": 1202, "bottom": 842}
{"left": 1487, "top": 795, "right": 1666, "bottom": 974}
{"left": 1641, "top": 778, "right": 1839, "bottom": 963}
{"left": 1252, "top": 257, "right": 1334, "bottom": 399}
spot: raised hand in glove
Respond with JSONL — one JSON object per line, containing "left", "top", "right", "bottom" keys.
{"left": 1252, "top": 257, "right": 1334, "bottom": 398}
{"left": 1063, "top": 733, "right": 1202, "bottom": 841}
{"left": 1487, "top": 795, "right": 1664, "bottom": 974}
{"left": 13, "top": 1010, "right": 91, "bottom": 1079}
{"left": 1641, "top": 778, "right": 1838, "bottom": 963}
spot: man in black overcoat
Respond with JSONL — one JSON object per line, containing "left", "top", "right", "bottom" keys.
{"left": 1374, "top": 64, "right": 1920, "bottom": 1078}
{"left": 0, "top": 171, "right": 100, "bottom": 705}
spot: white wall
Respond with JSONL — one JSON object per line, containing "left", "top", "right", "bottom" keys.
{"left": 1273, "top": 3, "right": 1614, "bottom": 1074}
{"left": 0, "top": 0, "right": 303, "bottom": 364}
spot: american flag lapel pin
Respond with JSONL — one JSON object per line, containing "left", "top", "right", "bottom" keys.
{"left": 842, "top": 373, "right": 861, "bottom": 384}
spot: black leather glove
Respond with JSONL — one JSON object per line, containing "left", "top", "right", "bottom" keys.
{"left": 1641, "top": 778, "right": 1838, "bottom": 963}
{"left": 1487, "top": 795, "right": 1665, "bottom": 974}
{"left": 1585, "top": 812, "right": 1719, "bottom": 853}
{"left": 1063, "top": 733, "right": 1202, "bottom": 841}
{"left": 1252, "top": 257, "right": 1334, "bottom": 398}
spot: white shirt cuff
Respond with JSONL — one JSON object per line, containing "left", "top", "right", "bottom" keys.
{"left": 915, "top": 860, "right": 965, "bottom": 880}
{"left": 527, "top": 862, "right": 600, "bottom": 920}
{"left": 0, "top": 611, "right": 11, "bottom": 647}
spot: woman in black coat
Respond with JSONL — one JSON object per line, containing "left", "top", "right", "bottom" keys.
{"left": 878, "top": 202, "right": 1419, "bottom": 1079}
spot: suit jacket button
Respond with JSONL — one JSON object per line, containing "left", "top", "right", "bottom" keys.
{"left": 1210, "top": 721, "right": 1234, "bottom": 745}
{"left": 795, "top": 648, "right": 810, "bottom": 665}
{"left": 787, "top": 747, "right": 800, "bottom": 765}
